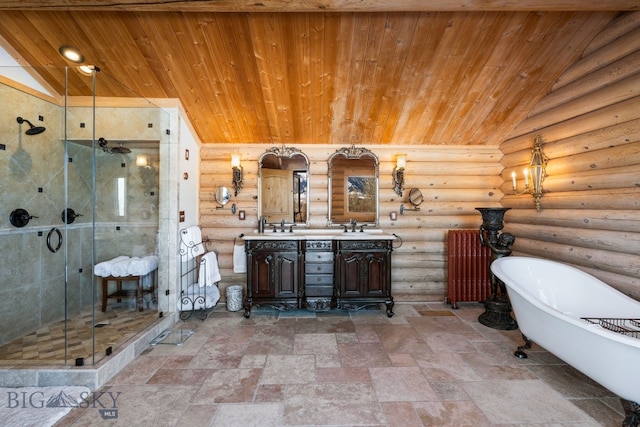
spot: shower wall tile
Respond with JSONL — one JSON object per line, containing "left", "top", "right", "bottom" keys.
{"left": 0, "top": 281, "right": 40, "bottom": 342}
{"left": 40, "top": 275, "right": 66, "bottom": 324}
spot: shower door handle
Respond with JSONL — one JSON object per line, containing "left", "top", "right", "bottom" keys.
{"left": 46, "top": 227, "right": 63, "bottom": 253}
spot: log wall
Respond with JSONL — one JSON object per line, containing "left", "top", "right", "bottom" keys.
{"left": 199, "top": 144, "right": 502, "bottom": 302}
{"left": 500, "top": 11, "right": 640, "bottom": 299}
{"left": 198, "top": 12, "right": 640, "bottom": 303}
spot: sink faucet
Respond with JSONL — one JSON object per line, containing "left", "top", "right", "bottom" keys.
{"left": 280, "top": 219, "right": 285, "bottom": 232}
{"left": 350, "top": 218, "right": 357, "bottom": 232}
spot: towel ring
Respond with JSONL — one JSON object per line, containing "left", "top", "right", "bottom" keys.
{"left": 47, "top": 227, "right": 63, "bottom": 253}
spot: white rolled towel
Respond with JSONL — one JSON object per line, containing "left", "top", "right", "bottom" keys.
{"left": 140, "top": 272, "right": 155, "bottom": 289}
{"left": 111, "top": 257, "right": 139, "bottom": 277}
{"left": 233, "top": 244, "right": 246, "bottom": 273}
{"left": 128, "top": 255, "right": 159, "bottom": 276}
{"left": 94, "top": 256, "right": 129, "bottom": 277}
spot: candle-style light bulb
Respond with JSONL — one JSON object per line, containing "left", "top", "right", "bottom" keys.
{"left": 511, "top": 171, "right": 517, "bottom": 191}
{"left": 523, "top": 168, "right": 529, "bottom": 189}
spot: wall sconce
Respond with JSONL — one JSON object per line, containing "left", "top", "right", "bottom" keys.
{"left": 393, "top": 154, "right": 406, "bottom": 197}
{"left": 136, "top": 155, "right": 148, "bottom": 167}
{"left": 231, "top": 154, "right": 243, "bottom": 196}
{"left": 511, "top": 135, "right": 549, "bottom": 211}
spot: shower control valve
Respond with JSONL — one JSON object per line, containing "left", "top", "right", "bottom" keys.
{"left": 9, "top": 208, "right": 37, "bottom": 227}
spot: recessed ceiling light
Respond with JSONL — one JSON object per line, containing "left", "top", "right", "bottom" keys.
{"left": 58, "top": 45, "right": 84, "bottom": 63}
{"left": 78, "top": 65, "right": 97, "bottom": 75}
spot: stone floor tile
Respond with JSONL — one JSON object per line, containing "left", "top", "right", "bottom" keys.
{"left": 284, "top": 383, "right": 385, "bottom": 425}
{"left": 260, "top": 354, "right": 315, "bottom": 384}
{"left": 293, "top": 333, "right": 338, "bottom": 354}
{"left": 211, "top": 402, "right": 283, "bottom": 427}
{"left": 146, "top": 368, "right": 212, "bottom": 385}
{"left": 380, "top": 401, "right": 423, "bottom": 427}
{"left": 462, "top": 379, "right": 600, "bottom": 425}
{"left": 175, "top": 403, "right": 217, "bottom": 425}
{"left": 369, "top": 366, "right": 438, "bottom": 402}
{"left": 191, "top": 368, "right": 262, "bottom": 404}
{"left": 316, "top": 367, "right": 371, "bottom": 383}
{"left": 338, "top": 342, "right": 392, "bottom": 367}
{"left": 413, "top": 400, "right": 494, "bottom": 427}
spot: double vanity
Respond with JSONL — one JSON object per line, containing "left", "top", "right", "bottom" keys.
{"left": 238, "top": 144, "right": 399, "bottom": 318}
{"left": 243, "top": 229, "right": 396, "bottom": 318}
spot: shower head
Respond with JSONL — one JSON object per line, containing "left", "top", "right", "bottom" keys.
{"left": 97, "top": 138, "right": 131, "bottom": 154}
{"left": 111, "top": 143, "right": 131, "bottom": 154}
{"left": 16, "top": 117, "right": 46, "bottom": 135}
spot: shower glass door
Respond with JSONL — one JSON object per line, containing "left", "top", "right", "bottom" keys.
{"left": 0, "top": 66, "right": 77, "bottom": 366}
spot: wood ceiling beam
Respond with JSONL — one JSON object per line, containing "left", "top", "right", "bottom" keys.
{"left": 0, "top": 0, "right": 636, "bottom": 12}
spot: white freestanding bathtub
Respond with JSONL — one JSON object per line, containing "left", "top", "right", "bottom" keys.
{"left": 491, "top": 256, "right": 640, "bottom": 425}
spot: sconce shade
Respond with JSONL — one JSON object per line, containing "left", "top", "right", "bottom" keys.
{"left": 392, "top": 154, "right": 406, "bottom": 197}
{"left": 528, "top": 135, "right": 548, "bottom": 211}
{"left": 231, "top": 154, "right": 243, "bottom": 196}
{"left": 136, "top": 155, "right": 148, "bottom": 167}
{"left": 511, "top": 135, "right": 548, "bottom": 211}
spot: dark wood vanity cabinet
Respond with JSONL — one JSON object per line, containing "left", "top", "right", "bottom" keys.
{"left": 336, "top": 240, "right": 394, "bottom": 317}
{"left": 244, "top": 237, "right": 393, "bottom": 318}
{"left": 304, "top": 240, "right": 335, "bottom": 312}
{"left": 244, "top": 240, "right": 301, "bottom": 317}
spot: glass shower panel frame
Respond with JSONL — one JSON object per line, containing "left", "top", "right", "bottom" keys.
{"left": 1, "top": 65, "right": 168, "bottom": 368}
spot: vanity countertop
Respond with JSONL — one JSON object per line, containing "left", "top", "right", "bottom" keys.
{"left": 243, "top": 228, "right": 396, "bottom": 241}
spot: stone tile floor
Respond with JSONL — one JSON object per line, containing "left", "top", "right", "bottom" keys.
{"left": 56, "top": 303, "right": 624, "bottom": 426}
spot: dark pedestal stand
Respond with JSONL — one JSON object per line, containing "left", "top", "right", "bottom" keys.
{"left": 621, "top": 398, "right": 640, "bottom": 427}
{"left": 475, "top": 207, "right": 518, "bottom": 331}
{"left": 478, "top": 299, "right": 518, "bottom": 330}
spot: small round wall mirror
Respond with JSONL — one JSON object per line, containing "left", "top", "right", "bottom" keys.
{"left": 215, "top": 187, "right": 231, "bottom": 207}
{"left": 408, "top": 188, "right": 423, "bottom": 207}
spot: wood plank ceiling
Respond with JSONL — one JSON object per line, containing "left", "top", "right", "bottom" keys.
{"left": 0, "top": 1, "right": 633, "bottom": 145}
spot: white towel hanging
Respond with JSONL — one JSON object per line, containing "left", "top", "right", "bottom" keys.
{"left": 233, "top": 243, "right": 246, "bottom": 273}
{"left": 199, "top": 251, "right": 221, "bottom": 287}
{"left": 180, "top": 226, "right": 205, "bottom": 260}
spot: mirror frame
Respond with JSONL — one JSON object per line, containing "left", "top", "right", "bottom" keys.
{"left": 408, "top": 188, "right": 424, "bottom": 207}
{"left": 258, "top": 145, "right": 310, "bottom": 226}
{"left": 327, "top": 145, "right": 379, "bottom": 227}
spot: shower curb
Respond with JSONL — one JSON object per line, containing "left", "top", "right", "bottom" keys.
{"left": 0, "top": 312, "right": 176, "bottom": 390}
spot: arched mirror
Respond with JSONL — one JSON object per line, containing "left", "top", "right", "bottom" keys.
{"left": 328, "top": 145, "right": 379, "bottom": 226}
{"left": 258, "top": 146, "right": 310, "bottom": 225}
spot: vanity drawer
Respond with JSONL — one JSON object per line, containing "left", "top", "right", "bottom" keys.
{"left": 305, "top": 274, "right": 333, "bottom": 285}
{"left": 305, "top": 263, "right": 334, "bottom": 274}
{"left": 305, "top": 252, "right": 334, "bottom": 263}
{"left": 305, "top": 284, "right": 334, "bottom": 297}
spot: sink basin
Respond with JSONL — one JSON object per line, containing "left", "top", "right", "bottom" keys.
{"left": 246, "top": 228, "right": 394, "bottom": 240}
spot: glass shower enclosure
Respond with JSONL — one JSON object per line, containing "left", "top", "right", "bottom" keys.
{"left": 0, "top": 66, "right": 168, "bottom": 368}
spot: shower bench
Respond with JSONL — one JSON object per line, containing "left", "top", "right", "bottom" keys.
{"left": 101, "top": 270, "right": 157, "bottom": 312}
